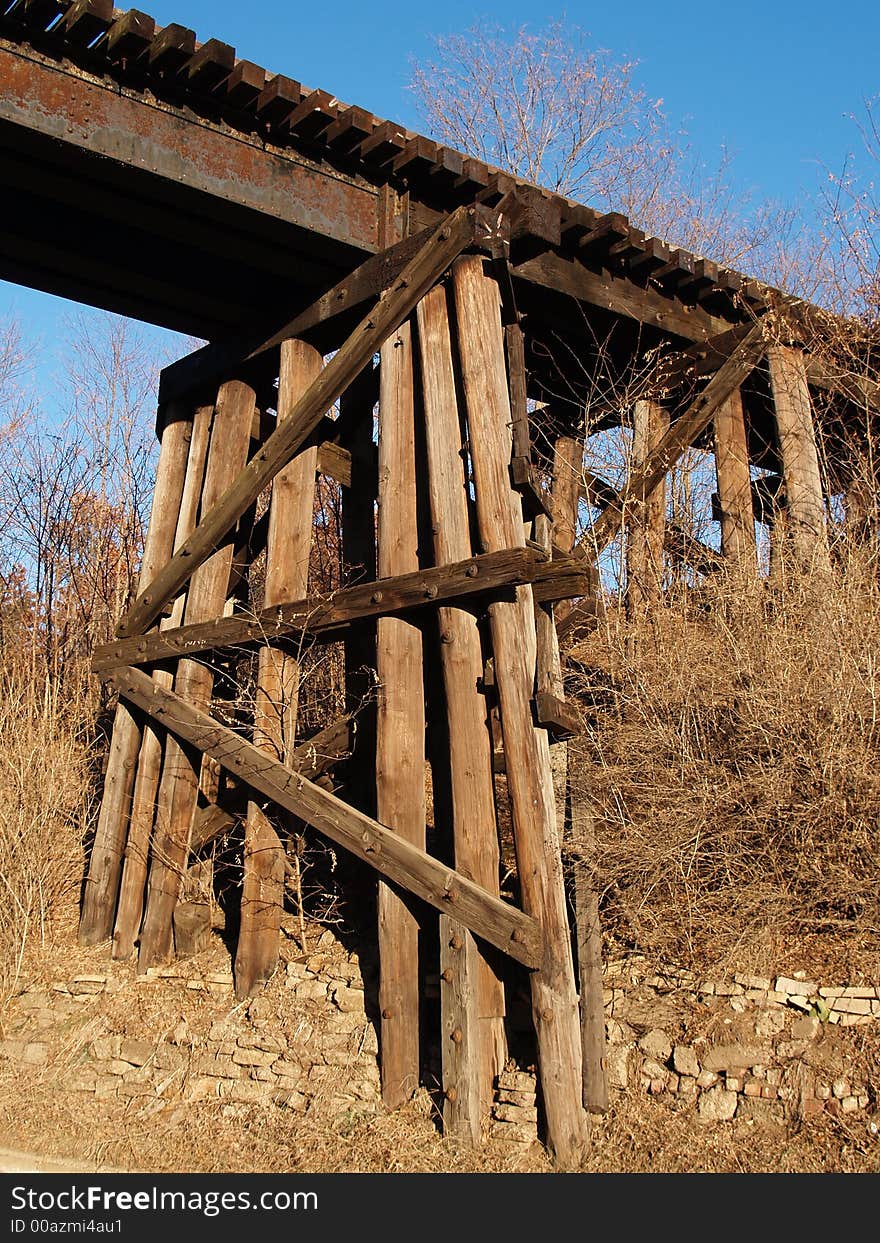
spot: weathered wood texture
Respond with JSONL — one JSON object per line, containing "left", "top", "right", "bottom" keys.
{"left": 112, "top": 401, "right": 213, "bottom": 960}
{"left": 626, "top": 400, "right": 669, "bottom": 618}
{"left": 235, "top": 340, "right": 322, "bottom": 999}
{"left": 767, "top": 345, "right": 831, "bottom": 572}
{"left": 78, "top": 402, "right": 193, "bottom": 945}
{"left": 452, "top": 254, "right": 588, "bottom": 1169}
{"left": 551, "top": 437, "right": 583, "bottom": 625}
{"left": 546, "top": 450, "right": 608, "bottom": 1115}
{"left": 137, "top": 380, "right": 255, "bottom": 969}
{"left": 376, "top": 318, "right": 426, "bottom": 1109}
{"left": 712, "top": 388, "right": 757, "bottom": 573}
{"left": 339, "top": 365, "right": 379, "bottom": 827}
{"left": 570, "top": 735, "right": 609, "bottom": 1115}
{"left": 118, "top": 206, "right": 483, "bottom": 639}
{"left": 583, "top": 323, "right": 766, "bottom": 557}
{"left": 108, "top": 667, "right": 542, "bottom": 967}
{"left": 190, "top": 717, "right": 353, "bottom": 853}
{"left": 91, "top": 548, "right": 585, "bottom": 671}
{"left": 416, "top": 284, "right": 506, "bottom": 1141}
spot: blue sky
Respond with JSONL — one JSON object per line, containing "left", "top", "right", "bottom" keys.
{"left": 2, "top": 0, "right": 878, "bottom": 360}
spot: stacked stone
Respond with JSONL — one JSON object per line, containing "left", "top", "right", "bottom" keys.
{"left": 488, "top": 1068, "right": 539, "bottom": 1145}
{"left": 603, "top": 964, "right": 877, "bottom": 1124}
{"left": 0, "top": 940, "right": 381, "bottom": 1119}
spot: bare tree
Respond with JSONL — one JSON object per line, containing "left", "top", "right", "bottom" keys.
{"left": 0, "top": 313, "right": 159, "bottom": 674}
{"left": 409, "top": 19, "right": 788, "bottom": 270}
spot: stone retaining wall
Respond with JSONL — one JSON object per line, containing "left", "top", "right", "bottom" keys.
{"left": 489, "top": 958, "right": 879, "bottom": 1145}
{"left": 2, "top": 933, "right": 877, "bottom": 1148}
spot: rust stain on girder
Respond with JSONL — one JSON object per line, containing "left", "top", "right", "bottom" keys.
{"left": 0, "top": 43, "right": 380, "bottom": 253}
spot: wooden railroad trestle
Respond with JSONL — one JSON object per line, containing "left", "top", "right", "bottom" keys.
{"left": 81, "top": 194, "right": 839, "bottom": 1169}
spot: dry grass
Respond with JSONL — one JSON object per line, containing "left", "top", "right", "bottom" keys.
{"left": 0, "top": 648, "right": 93, "bottom": 1010}
{"left": 567, "top": 552, "right": 880, "bottom": 975}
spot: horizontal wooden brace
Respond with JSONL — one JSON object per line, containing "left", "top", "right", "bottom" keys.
{"left": 94, "top": 547, "right": 590, "bottom": 672}
{"left": 108, "top": 666, "right": 543, "bottom": 969}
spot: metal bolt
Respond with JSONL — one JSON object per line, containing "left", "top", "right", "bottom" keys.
{"left": 451, "top": 1028, "right": 463, "bottom": 1044}
{"left": 445, "top": 1087, "right": 458, "bottom": 1102}
{"left": 449, "top": 935, "right": 463, "bottom": 951}
{"left": 381, "top": 1008, "right": 393, "bottom": 1020}
{"left": 441, "top": 969, "right": 453, "bottom": 983}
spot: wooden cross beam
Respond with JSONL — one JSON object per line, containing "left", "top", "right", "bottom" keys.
{"left": 578, "top": 322, "right": 767, "bottom": 558}
{"left": 117, "top": 204, "right": 488, "bottom": 639}
{"left": 105, "top": 666, "right": 543, "bottom": 969}
{"left": 94, "top": 547, "right": 591, "bottom": 673}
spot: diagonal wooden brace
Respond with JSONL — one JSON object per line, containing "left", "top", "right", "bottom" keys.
{"left": 106, "top": 666, "right": 543, "bottom": 969}
{"left": 117, "top": 204, "right": 488, "bottom": 639}
{"left": 579, "top": 321, "right": 767, "bottom": 557}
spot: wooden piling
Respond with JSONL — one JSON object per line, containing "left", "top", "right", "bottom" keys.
{"left": 416, "top": 284, "right": 506, "bottom": 1142}
{"left": 713, "top": 388, "right": 757, "bottom": 573}
{"left": 137, "top": 380, "right": 255, "bottom": 970}
{"left": 551, "top": 436, "right": 583, "bottom": 625}
{"left": 626, "top": 399, "right": 669, "bottom": 618}
{"left": 112, "top": 401, "right": 213, "bottom": 960}
{"left": 235, "top": 340, "right": 322, "bottom": 999}
{"left": 79, "top": 402, "right": 193, "bottom": 946}
{"left": 452, "top": 254, "right": 588, "bottom": 1170}
{"left": 548, "top": 440, "right": 608, "bottom": 1116}
{"left": 376, "top": 319, "right": 426, "bottom": 1108}
{"left": 767, "top": 345, "right": 831, "bottom": 573}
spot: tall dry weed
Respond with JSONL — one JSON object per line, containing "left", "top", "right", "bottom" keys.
{"left": 567, "top": 550, "right": 880, "bottom": 969}
{"left": 0, "top": 649, "right": 94, "bottom": 1009}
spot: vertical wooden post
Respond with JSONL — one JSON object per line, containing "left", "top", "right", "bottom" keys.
{"left": 452, "top": 255, "right": 588, "bottom": 1169}
{"left": 112, "top": 402, "right": 214, "bottom": 960}
{"left": 137, "top": 380, "right": 255, "bottom": 970}
{"left": 626, "top": 399, "right": 669, "bottom": 618}
{"left": 416, "top": 284, "right": 506, "bottom": 1142}
{"left": 549, "top": 437, "right": 608, "bottom": 1116}
{"left": 79, "top": 403, "right": 193, "bottom": 945}
{"left": 376, "top": 319, "right": 425, "bottom": 1108}
{"left": 713, "top": 388, "right": 757, "bottom": 573}
{"left": 767, "top": 345, "right": 831, "bottom": 572}
{"left": 340, "top": 366, "right": 378, "bottom": 800}
{"left": 551, "top": 436, "right": 583, "bottom": 625}
{"left": 235, "top": 340, "right": 322, "bottom": 999}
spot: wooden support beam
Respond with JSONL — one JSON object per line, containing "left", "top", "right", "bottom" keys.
{"left": 417, "top": 283, "right": 506, "bottom": 1143}
{"left": 767, "top": 345, "right": 832, "bottom": 573}
{"left": 78, "top": 403, "right": 194, "bottom": 946}
{"left": 339, "top": 365, "right": 379, "bottom": 814}
{"left": 570, "top": 736, "right": 609, "bottom": 1116}
{"left": 137, "top": 380, "right": 255, "bottom": 970}
{"left": 108, "top": 667, "right": 542, "bottom": 967}
{"left": 236, "top": 340, "right": 322, "bottom": 1000}
{"left": 453, "top": 254, "right": 588, "bottom": 1169}
{"left": 118, "top": 206, "right": 486, "bottom": 639}
{"left": 549, "top": 445, "right": 608, "bottom": 1116}
{"left": 375, "top": 319, "right": 425, "bottom": 1109}
{"left": 713, "top": 388, "right": 757, "bottom": 573}
{"left": 92, "top": 548, "right": 587, "bottom": 672}
{"left": 513, "top": 251, "right": 731, "bottom": 343}
{"left": 191, "top": 717, "right": 353, "bottom": 853}
{"left": 626, "top": 400, "right": 669, "bottom": 619}
{"left": 112, "top": 401, "right": 214, "bottom": 961}
{"left": 581, "top": 323, "right": 766, "bottom": 558}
